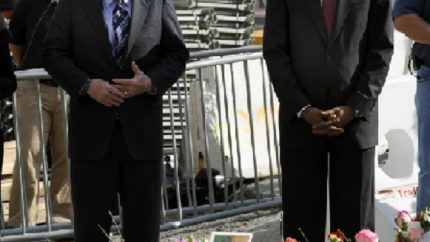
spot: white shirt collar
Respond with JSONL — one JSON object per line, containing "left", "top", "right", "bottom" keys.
{"left": 107, "top": 0, "right": 129, "bottom": 5}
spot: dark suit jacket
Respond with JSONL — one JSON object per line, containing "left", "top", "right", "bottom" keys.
{"left": 263, "top": 0, "right": 393, "bottom": 149}
{"left": 0, "top": 17, "right": 16, "bottom": 174}
{"left": 0, "top": 17, "right": 16, "bottom": 99}
{"left": 43, "top": 0, "right": 189, "bottom": 161}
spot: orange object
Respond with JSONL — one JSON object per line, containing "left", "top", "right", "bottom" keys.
{"left": 253, "top": 30, "right": 264, "bottom": 45}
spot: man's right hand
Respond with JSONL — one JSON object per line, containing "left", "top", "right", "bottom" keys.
{"left": 302, "top": 107, "right": 344, "bottom": 136}
{"left": 87, "top": 79, "right": 126, "bottom": 107}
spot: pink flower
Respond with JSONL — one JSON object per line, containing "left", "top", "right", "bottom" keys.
{"left": 396, "top": 210, "right": 413, "bottom": 226}
{"left": 355, "top": 229, "right": 378, "bottom": 242}
{"left": 408, "top": 227, "right": 424, "bottom": 241}
{"left": 285, "top": 238, "right": 298, "bottom": 242}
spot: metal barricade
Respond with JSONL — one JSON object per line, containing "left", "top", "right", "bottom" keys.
{"left": 0, "top": 46, "right": 282, "bottom": 241}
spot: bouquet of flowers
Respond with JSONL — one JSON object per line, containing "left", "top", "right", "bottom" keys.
{"left": 395, "top": 208, "right": 430, "bottom": 242}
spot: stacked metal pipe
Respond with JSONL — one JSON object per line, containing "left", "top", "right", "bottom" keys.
{"left": 168, "top": 0, "right": 257, "bottom": 158}
{"left": 197, "top": 0, "right": 255, "bottom": 47}
{"left": 175, "top": 0, "right": 255, "bottom": 50}
{"left": 176, "top": 8, "right": 219, "bottom": 51}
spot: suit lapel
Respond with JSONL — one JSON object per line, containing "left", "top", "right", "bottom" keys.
{"left": 328, "top": 0, "right": 351, "bottom": 46}
{"left": 127, "top": 0, "right": 150, "bottom": 54}
{"left": 304, "top": 0, "right": 328, "bottom": 45}
{"left": 79, "top": 0, "right": 114, "bottom": 60}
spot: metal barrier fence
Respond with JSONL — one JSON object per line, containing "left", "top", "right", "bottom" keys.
{"left": 0, "top": 46, "right": 282, "bottom": 241}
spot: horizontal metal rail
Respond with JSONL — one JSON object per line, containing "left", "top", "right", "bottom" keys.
{"left": 14, "top": 69, "right": 50, "bottom": 81}
{"left": 13, "top": 52, "right": 265, "bottom": 81}
{"left": 0, "top": 198, "right": 281, "bottom": 242}
{"left": 160, "top": 198, "right": 281, "bottom": 231}
{"left": 187, "top": 52, "right": 263, "bottom": 70}
{"left": 189, "top": 45, "right": 262, "bottom": 59}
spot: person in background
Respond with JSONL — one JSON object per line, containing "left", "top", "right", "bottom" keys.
{"left": 393, "top": 0, "right": 430, "bottom": 214}
{"left": 43, "top": 0, "right": 188, "bottom": 240}
{"left": 264, "top": 0, "right": 393, "bottom": 240}
{"left": 0, "top": 14, "right": 16, "bottom": 194}
{"left": 7, "top": 0, "right": 70, "bottom": 227}
{"left": 0, "top": 0, "right": 13, "bottom": 19}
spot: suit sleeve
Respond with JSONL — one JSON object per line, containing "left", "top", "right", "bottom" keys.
{"left": 263, "top": 0, "right": 310, "bottom": 121}
{"left": 43, "top": 0, "right": 89, "bottom": 98}
{"left": 393, "top": 0, "right": 425, "bottom": 19}
{"left": 146, "top": 0, "right": 189, "bottom": 97}
{"left": 8, "top": 0, "right": 30, "bottom": 46}
{"left": 346, "top": 0, "right": 394, "bottom": 117}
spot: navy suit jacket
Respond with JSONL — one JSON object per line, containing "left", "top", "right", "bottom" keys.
{"left": 43, "top": 0, "right": 189, "bottom": 161}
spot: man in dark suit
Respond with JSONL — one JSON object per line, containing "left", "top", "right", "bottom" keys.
{"left": 43, "top": 0, "right": 189, "bottom": 241}
{"left": 263, "top": 0, "right": 393, "bottom": 240}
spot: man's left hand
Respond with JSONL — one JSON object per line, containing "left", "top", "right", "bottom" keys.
{"left": 113, "top": 62, "right": 152, "bottom": 98}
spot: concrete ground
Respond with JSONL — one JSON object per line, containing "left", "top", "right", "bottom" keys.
{"left": 160, "top": 208, "right": 283, "bottom": 242}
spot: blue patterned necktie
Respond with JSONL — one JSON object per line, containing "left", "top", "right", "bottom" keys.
{"left": 112, "top": 0, "right": 131, "bottom": 64}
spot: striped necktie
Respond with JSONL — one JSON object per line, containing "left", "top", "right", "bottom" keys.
{"left": 112, "top": 0, "right": 131, "bottom": 64}
{"left": 323, "top": 0, "right": 337, "bottom": 38}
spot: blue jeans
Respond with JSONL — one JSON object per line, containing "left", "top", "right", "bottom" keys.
{"left": 416, "top": 65, "right": 430, "bottom": 213}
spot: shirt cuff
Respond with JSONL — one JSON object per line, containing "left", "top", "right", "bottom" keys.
{"left": 354, "top": 109, "right": 364, "bottom": 119}
{"left": 392, "top": 8, "right": 421, "bottom": 19}
{"left": 297, "top": 104, "right": 311, "bottom": 118}
{"left": 146, "top": 79, "right": 157, "bottom": 95}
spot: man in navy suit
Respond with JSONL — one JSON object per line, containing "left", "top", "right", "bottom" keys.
{"left": 44, "top": 0, "right": 189, "bottom": 241}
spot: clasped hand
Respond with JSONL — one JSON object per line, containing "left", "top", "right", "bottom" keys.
{"left": 87, "top": 62, "right": 152, "bottom": 107}
{"left": 303, "top": 106, "right": 356, "bottom": 136}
